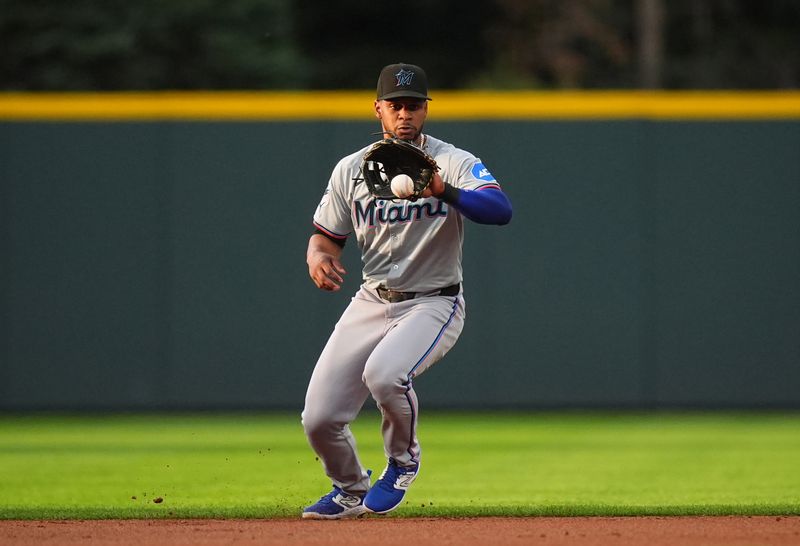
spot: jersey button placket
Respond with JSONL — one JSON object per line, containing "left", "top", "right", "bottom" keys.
{"left": 387, "top": 225, "right": 401, "bottom": 283}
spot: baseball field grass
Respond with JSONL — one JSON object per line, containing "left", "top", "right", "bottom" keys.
{"left": 1, "top": 411, "right": 798, "bottom": 519}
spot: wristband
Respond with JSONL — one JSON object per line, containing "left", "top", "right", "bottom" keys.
{"left": 437, "top": 183, "right": 461, "bottom": 204}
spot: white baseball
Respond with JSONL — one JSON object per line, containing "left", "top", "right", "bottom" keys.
{"left": 390, "top": 174, "right": 415, "bottom": 198}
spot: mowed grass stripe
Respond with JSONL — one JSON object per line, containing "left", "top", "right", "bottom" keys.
{"left": 0, "top": 412, "right": 798, "bottom": 519}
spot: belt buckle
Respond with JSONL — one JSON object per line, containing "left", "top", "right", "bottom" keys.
{"left": 378, "top": 287, "right": 413, "bottom": 303}
{"left": 387, "top": 292, "right": 405, "bottom": 303}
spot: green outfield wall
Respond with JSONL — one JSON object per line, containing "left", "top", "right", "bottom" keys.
{"left": 1, "top": 92, "right": 799, "bottom": 410}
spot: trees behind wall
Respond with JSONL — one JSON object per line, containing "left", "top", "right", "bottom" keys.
{"left": 1, "top": 0, "right": 798, "bottom": 90}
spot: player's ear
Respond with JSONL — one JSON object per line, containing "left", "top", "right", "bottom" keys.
{"left": 374, "top": 100, "right": 382, "bottom": 120}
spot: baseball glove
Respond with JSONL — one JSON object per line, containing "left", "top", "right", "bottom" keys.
{"left": 360, "top": 135, "right": 439, "bottom": 201}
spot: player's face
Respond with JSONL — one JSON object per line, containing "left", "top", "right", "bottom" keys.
{"left": 375, "top": 98, "right": 428, "bottom": 142}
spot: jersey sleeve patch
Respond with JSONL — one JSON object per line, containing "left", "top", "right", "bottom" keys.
{"left": 471, "top": 162, "right": 496, "bottom": 182}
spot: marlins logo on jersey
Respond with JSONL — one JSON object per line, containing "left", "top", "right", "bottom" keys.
{"left": 317, "top": 186, "right": 331, "bottom": 210}
{"left": 354, "top": 198, "right": 447, "bottom": 228}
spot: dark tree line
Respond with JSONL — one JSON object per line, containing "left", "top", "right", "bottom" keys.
{"left": 0, "top": 0, "right": 306, "bottom": 90}
{"left": 1, "top": 0, "right": 798, "bottom": 91}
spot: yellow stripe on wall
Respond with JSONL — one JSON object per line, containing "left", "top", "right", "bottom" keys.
{"left": 1, "top": 91, "right": 799, "bottom": 121}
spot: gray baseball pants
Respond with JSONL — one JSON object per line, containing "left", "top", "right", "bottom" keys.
{"left": 302, "top": 285, "right": 465, "bottom": 495}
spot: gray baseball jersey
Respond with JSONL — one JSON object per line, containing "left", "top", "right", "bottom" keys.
{"left": 313, "top": 134, "right": 502, "bottom": 292}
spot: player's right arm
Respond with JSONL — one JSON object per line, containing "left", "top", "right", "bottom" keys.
{"left": 307, "top": 233, "right": 347, "bottom": 292}
{"left": 309, "top": 153, "right": 362, "bottom": 291}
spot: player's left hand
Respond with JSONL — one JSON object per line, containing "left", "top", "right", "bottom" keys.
{"left": 421, "top": 172, "right": 445, "bottom": 198}
{"left": 361, "top": 136, "right": 438, "bottom": 201}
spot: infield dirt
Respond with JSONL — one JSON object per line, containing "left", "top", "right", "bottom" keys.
{"left": 2, "top": 516, "right": 799, "bottom": 546}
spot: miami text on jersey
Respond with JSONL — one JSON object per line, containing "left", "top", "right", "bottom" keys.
{"left": 354, "top": 199, "right": 447, "bottom": 228}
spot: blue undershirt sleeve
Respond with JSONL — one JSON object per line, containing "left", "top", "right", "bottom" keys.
{"left": 439, "top": 185, "right": 512, "bottom": 225}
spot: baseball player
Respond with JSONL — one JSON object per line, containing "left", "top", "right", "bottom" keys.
{"left": 302, "top": 63, "right": 512, "bottom": 519}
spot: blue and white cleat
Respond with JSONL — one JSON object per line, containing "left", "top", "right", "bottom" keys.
{"left": 363, "top": 458, "right": 420, "bottom": 514}
{"left": 302, "top": 487, "right": 367, "bottom": 519}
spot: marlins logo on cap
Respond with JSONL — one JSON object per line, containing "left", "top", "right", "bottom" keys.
{"left": 395, "top": 69, "right": 415, "bottom": 87}
{"left": 377, "top": 63, "right": 431, "bottom": 101}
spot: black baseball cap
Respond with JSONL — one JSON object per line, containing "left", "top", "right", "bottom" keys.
{"left": 376, "top": 63, "right": 431, "bottom": 101}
